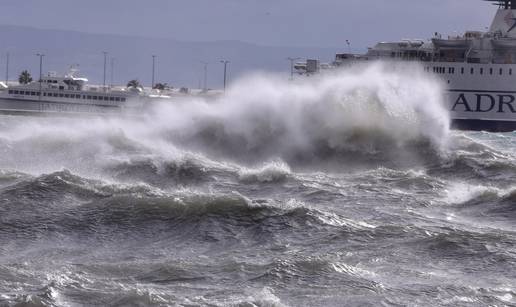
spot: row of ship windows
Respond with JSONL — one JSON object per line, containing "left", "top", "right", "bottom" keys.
{"left": 426, "top": 66, "right": 514, "bottom": 76}
{"left": 8, "top": 90, "right": 126, "bottom": 102}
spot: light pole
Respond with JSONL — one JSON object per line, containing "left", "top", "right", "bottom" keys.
{"left": 220, "top": 60, "right": 229, "bottom": 92}
{"left": 151, "top": 55, "right": 156, "bottom": 89}
{"left": 102, "top": 51, "right": 108, "bottom": 90}
{"left": 201, "top": 61, "right": 208, "bottom": 91}
{"left": 287, "top": 57, "right": 300, "bottom": 81}
{"left": 110, "top": 57, "right": 115, "bottom": 88}
{"left": 5, "top": 52, "right": 9, "bottom": 86}
{"left": 36, "top": 53, "right": 44, "bottom": 100}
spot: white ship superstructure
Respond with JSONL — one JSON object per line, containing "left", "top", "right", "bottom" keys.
{"left": 0, "top": 69, "right": 143, "bottom": 115}
{"left": 296, "top": 0, "right": 516, "bottom": 131}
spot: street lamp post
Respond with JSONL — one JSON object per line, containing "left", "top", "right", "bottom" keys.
{"left": 102, "top": 51, "right": 108, "bottom": 91}
{"left": 36, "top": 53, "right": 44, "bottom": 100}
{"left": 201, "top": 61, "right": 208, "bottom": 91}
{"left": 5, "top": 52, "right": 9, "bottom": 86}
{"left": 151, "top": 55, "right": 156, "bottom": 89}
{"left": 287, "top": 57, "right": 300, "bottom": 81}
{"left": 220, "top": 60, "right": 229, "bottom": 92}
{"left": 110, "top": 57, "right": 115, "bottom": 88}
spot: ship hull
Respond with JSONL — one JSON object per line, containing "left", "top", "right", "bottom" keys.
{"left": 451, "top": 118, "right": 516, "bottom": 132}
{"left": 425, "top": 62, "right": 516, "bottom": 132}
{"left": 0, "top": 97, "right": 124, "bottom": 115}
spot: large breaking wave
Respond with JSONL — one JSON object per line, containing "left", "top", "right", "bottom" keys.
{"left": 0, "top": 63, "right": 450, "bottom": 176}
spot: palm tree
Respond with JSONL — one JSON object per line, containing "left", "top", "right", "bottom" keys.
{"left": 18, "top": 70, "right": 33, "bottom": 84}
{"left": 152, "top": 82, "right": 169, "bottom": 90}
{"left": 126, "top": 79, "right": 141, "bottom": 89}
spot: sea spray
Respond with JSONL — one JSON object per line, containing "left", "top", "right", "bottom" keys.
{"left": 0, "top": 63, "right": 450, "bottom": 175}
{"left": 142, "top": 63, "right": 450, "bottom": 167}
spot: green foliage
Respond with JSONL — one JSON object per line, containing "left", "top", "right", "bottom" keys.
{"left": 18, "top": 70, "right": 33, "bottom": 84}
{"left": 152, "top": 82, "right": 169, "bottom": 90}
{"left": 126, "top": 79, "right": 141, "bottom": 88}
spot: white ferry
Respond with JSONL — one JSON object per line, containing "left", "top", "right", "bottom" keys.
{"left": 0, "top": 69, "right": 147, "bottom": 115}
{"left": 296, "top": 0, "right": 516, "bottom": 132}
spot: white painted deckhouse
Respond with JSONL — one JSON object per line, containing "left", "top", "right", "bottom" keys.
{"left": 0, "top": 68, "right": 144, "bottom": 115}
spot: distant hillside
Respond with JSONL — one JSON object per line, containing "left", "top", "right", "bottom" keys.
{"left": 0, "top": 25, "right": 339, "bottom": 89}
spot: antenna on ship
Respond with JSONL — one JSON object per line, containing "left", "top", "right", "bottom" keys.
{"left": 485, "top": 0, "right": 516, "bottom": 9}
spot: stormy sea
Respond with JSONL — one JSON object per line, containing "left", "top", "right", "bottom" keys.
{"left": 0, "top": 65, "right": 515, "bottom": 307}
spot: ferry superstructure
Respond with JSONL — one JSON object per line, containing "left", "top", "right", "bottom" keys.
{"left": 296, "top": 0, "right": 516, "bottom": 132}
{"left": 0, "top": 69, "right": 144, "bottom": 115}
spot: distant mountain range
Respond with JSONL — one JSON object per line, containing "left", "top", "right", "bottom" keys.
{"left": 0, "top": 25, "right": 339, "bottom": 89}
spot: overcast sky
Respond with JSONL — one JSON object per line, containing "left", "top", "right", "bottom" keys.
{"left": 0, "top": 0, "right": 496, "bottom": 49}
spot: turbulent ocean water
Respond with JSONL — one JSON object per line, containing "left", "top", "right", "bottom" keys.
{"left": 0, "top": 65, "right": 515, "bottom": 306}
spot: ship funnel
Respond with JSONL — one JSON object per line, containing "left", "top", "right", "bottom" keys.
{"left": 487, "top": 0, "right": 516, "bottom": 37}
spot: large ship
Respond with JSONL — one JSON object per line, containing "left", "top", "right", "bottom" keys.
{"left": 0, "top": 69, "right": 146, "bottom": 115}
{"left": 0, "top": 68, "right": 214, "bottom": 116}
{"left": 296, "top": 0, "right": 516, "bottom": 132}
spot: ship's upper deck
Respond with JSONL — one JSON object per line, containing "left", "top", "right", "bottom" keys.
{"left": 330, "top": 0, "right": 516, "bottom": 66}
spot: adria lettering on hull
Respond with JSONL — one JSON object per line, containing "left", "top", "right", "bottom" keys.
{"left": 447, "top": 90, "right": 516, "bottom": 121}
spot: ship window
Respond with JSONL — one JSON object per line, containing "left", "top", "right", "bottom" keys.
{"left": 461, "top": 67, "right": 464, "bottom": 74}
{"left": 510, "top": 69, "right": 513, "bottom": 75}
{"left": 65, "top": 94, "right": 70, "bottom": 98}
{"left": 470, "top": 68, "right": 474, "bottom": 74}
{"left": 109, "top": 97, "right": 114, "bottom": 101}
{"left": 31, "top": 92, "right": 36, "bottom": 96}
{"left": 500, "top": 68, "right": 503, "bottom": 75}
{"left": 14, "top": 90, "right": 19, "bottom": 94}
{"left": 115, "top": 97, "right": 120, "bottom": 101}
{"left": 490, "top": 68, "right": 493, "bottom": 75}
{"left": 59, "top": 93, "right": 64, "bottom": 97}
{"left": 93, "top": 96, "right": 98, "bottom": 100}
{"left": 59, "top": 86, "right": 64, "bottom": 90}
{"left": 54, "top": 93, "right": 58, "bottom": 97}
{"left": 480, "top": 68, "right": 483, "bottom": 75}
{"left": 43, "top": 93, "right": 46, "bottom": 96}
{"left": 53, "top": 80, "right": 57, "bottom": 83}
{"left": 103, "top": 96, "right": 108, "bottom": 101}
{"left": 8, "top": 90, "right": 12, "bottom": 94}
{"left": 121, "top": 98, "right": 126, "bottom": 102}
{"left": 86, "top": 95, "right": 91, "bottom": 99}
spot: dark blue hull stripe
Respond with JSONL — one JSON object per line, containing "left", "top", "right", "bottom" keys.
{"left": 452, "top": 119, "right": 516, "bottom": 132}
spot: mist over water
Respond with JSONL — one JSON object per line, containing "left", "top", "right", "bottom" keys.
{"left": 1, "top": 64, "right": 516, "bottom": 306}
{"left": 0, "top": 64, "right": 450, "bottom": 175}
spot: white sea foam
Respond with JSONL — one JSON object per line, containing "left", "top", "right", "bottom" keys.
{"left": 0, "top": 63, "right": 450, "bottom": 176}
